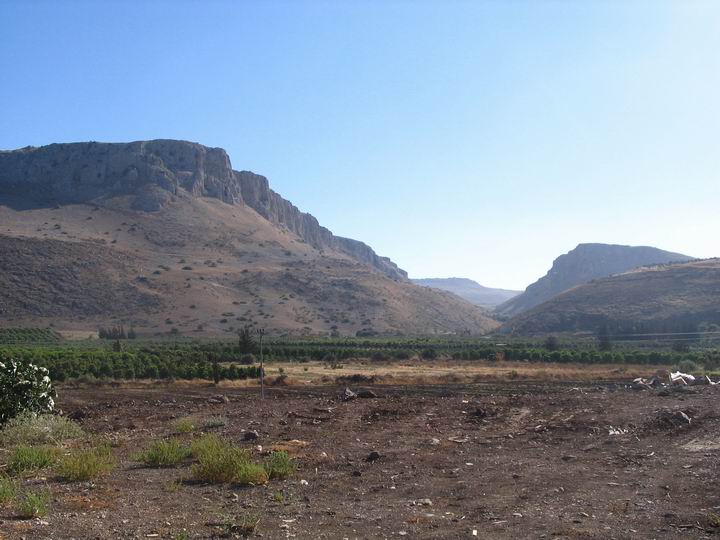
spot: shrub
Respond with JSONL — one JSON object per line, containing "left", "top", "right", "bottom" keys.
{"left": 134, "top": 439, "right": 190, "bottom": 468}
{"left": 191, "top": 435, "right": 266, "bottom": 485}
{"left": 677, "top": 359, "right": 699, "bottom": 374}
{"left": 263, "top": 451, "right": 296, "bottom": 480}
{"left": 57, "top": 444, "right": 115, "bottom": 481}
{"left": 222, "top": 512, "right": 261, "bottom": 536}
{"left": 173, "top": 417, "right": 195, "bottom": 434}
{"left": 0, "top": 359, "right": 56, "bottom": 424}
{"left": 202, "top": 416, "right": 228, "bottom": 430}
{"left": 234, "top": 462, "right": 269, "bottom": 486}
{"left": 0, "top": 413, "right": 84, "bottom": 446}
{"left": 15, "top": 487, "right": 51, "bottom": 519}
{"left": 0, "top": 476, "right": 17, "bottom": 504}
{"left": 8, "top": 446, "right": 59, "bottom": 475}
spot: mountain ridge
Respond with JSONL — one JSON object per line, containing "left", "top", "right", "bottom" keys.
{"left": 0, "top": 139, "right": 497, "bottom": 336}
{"left": 501, "top": 258, "right": 720, "bottom": 335}
{"left": 412, "top": 277, "right": 520, "bottom": 307}
{"left": 495, "top": 243, "right": 694, "bottom": 318}
{"left": 0, "top": 139, "right": 406, "bottom": 280}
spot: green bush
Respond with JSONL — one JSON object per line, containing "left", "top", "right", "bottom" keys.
{"left": 15, "top": 487, "right": 51, "bottom": 519}
{"left": 0, "top": 476, "right": 17, "bottom": 504}
{"left": 56, "top": 444, "right": 115, "bottom": 481}
{"left": 173, "top": 417, "right": 195, "bottom": 434}
{"left": 0, "top": 359, "right": 56, "bottom": 424}
{"left": 263, "top": 451, "right": 296, "bottom": 480}
{"left": 202, "top": 416, "right": 228, "bottom": 429}
{"left": 191, "top": 435, "right": 266, "bottom": 484}
{"left": 134, "top": 439, "right": 190, "bottom": 467}
{"left": 0, "top": 413, "right": 84, "bottom": 446}
{"left": 8, "top": 445, "right": 59, "bottom": 475}
{"left": 677, "top": 359, "right": 700, "bottom": 373}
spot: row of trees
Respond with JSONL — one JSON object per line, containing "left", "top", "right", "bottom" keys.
{"left": 98, "top": 326, "right": 137, "bottom": 339}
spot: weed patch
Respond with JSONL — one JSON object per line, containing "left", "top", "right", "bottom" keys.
{"left": 264, "top": 451, "right": 296, "bottom": 480}
{"left": 134, "top": 439, "right": 190, "bottom": 467}
{"left": 57, "top": 444, "right": 115, "bottom": 481}
{"left": 0, "top": 413, "right": 84, "bottom": 446}
{"left": 8, "top": 445, "right": 59, "bottom": 475}
{"left": 173, "top": 417, "right": 195, "bottom": 434}
{"left": 15, "top": 487, "right": 51, "bottom": 519}
{"left": 0, "top": 476, "right": 17, "bottom": 504}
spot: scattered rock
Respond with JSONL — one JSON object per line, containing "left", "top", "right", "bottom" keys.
{"left": 357, "top": 389, "right": 379, "bottom": 399}
{"left": 243, "top": 430, "right": 259, "bottom": 441}
{"left": 429, "top": 438, "right": 441, "bottom": 446}
{"left": 340, "top": 388, "right": 357, "bottom": 402}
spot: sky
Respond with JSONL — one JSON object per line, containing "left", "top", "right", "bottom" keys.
{"left": 1, "top": 1, "right": 718, "bottom": 290}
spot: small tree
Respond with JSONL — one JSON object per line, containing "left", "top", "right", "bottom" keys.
{"left": 543, "top": 336, "right": 559, "bottom": 351}
{"left": 0, "top": 358, "right": 56, "bottom": 424}
{"left": 210, "top": 353, "right": 220, "bottom": 385}
{"left": 597, "top": 325, "right": 613, "bottom": 351}
{"left": 237, "top": 326, "right": 257, "bottom": 355}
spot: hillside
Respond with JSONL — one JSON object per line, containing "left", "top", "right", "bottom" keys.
{"left": 412, "top": 277, "right": 520, "bottom": 307}
{"left": 495, "top": 243, "right": 694, "bottom": 318}
{"left": 502, "top": 259, "right": 720, "bottom": 335}
{"left": 0, "top": 140, "right": 498, "bottom": 336}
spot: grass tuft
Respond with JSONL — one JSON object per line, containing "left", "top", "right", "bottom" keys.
{"left": 8, "top": 445, "right": 60, "bottom": 475}
{"left": 0, "top": 413, "right": 84, "bottom": 446}
{"left": 221, "top": 512, "right": 261, "bottom": 537}
{"left": 263, "top": 451, "right": 296, "bottom": 480}
{"left": 0, "top": 476, "right": 17, "bottom": 504}
{"left": 202, "top": 416, "right": 228, "bottom": 429}
{"left": 56, "top": 443, "right": 115, "bottom": 481}
{"left": 134, "top": 439, "right": 191, "bottom": 468}
{"left": 190, "top": 435, "right": 266, "bottom": 485}
{"left": 172, "top": 417, "right": 195, "bottom": 434}
{"left": 15, "top": 487, "right": 51, "bottom": 519}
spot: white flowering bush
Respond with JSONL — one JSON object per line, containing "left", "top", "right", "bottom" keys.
{"left": 0, "top": 358, "right": 56, "bottom": 424}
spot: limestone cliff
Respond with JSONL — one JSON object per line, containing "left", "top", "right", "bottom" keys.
{"left": 0, "top": 139, "right": 407, "bottom": 280}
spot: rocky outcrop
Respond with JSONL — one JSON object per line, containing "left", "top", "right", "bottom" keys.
{"left": 0, "top": 140, "right": 406, "bottom": 280}
{"left": 495, "top": 243, "right": 694, "bottom": 318}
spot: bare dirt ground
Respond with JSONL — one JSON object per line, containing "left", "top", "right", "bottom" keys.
{"left": 2, "top": 378, "right": 720, "bottom": 539}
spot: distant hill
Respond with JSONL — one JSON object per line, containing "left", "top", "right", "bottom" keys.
{"left": 495, "top": 243, "right": 694, "bottom": 318}
{"left": 502, "top": 258, "right": 720, "bottom": 335}
{"left": 0, "top": 140, "right": 498, "bottom": 336}
{"left": 412, "top": 278, "right": 520, "bottom": 308}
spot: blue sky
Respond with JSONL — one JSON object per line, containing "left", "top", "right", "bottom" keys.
{"left": 1, "top": 1, "right": 718, "bottom": 289}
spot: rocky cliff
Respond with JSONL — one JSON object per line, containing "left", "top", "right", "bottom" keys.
{"left": 0, "top": 140, "right": 406, "bottom": 280}
{"left": 495, "top": 243, "right": 694, "bottom": 317}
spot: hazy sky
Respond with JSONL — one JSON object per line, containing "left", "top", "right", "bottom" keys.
{"left": 1, "top": 1, "right": 718, "bottom": 290}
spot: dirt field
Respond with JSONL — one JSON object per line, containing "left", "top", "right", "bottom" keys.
{"left": 2, "top": 377, "right": 720, "bottom": 539}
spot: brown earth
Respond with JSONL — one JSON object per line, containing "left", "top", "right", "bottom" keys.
{"left": 2, "top": 378, "right": 719, "bottom": 539}
{"left": 0, "top": 196, "right": 497, "bottom": 337}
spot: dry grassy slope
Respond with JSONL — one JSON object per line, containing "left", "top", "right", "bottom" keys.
{"left": 495, "top": 243, "right": 694, "bottom": 318}
{"left": 0, "top": 197, "right": 497, "bottom": 336}
{"left": 502, "top": 259, "right": 720, "bottom": 335}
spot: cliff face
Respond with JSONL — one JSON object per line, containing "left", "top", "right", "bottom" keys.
{"left": 0, "top": 140, "right": 407, "bottom": 280}
{"left": 495, "top": 243, "right": 694, "bottom": 317}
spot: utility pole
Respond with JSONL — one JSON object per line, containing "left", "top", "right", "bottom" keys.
{"left": 257, "top": 328, "right": 265, "bottom": 399}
